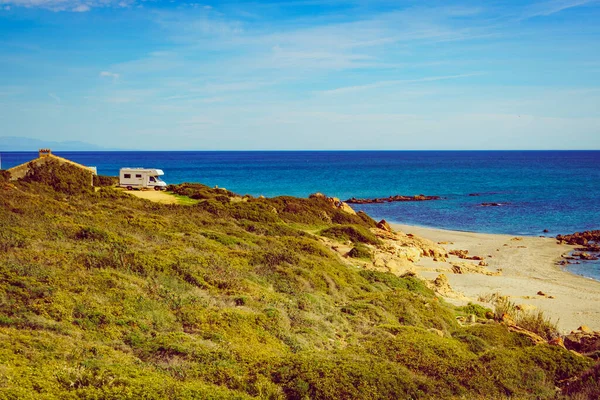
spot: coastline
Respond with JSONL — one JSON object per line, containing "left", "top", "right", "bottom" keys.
{"left": 391, "top": 223, "right": 600, "bottom": 333}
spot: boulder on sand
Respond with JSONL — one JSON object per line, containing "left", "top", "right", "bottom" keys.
{"left": 376, "top": 219, "right": 393, "bottom": 232}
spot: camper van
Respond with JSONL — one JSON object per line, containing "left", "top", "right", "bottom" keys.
{"left": 119, "top": 168, "right": 167, "bottom": 191}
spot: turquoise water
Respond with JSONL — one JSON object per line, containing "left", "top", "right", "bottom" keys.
{"left": 3, "top": 150, "right": 599, "bottom": 279}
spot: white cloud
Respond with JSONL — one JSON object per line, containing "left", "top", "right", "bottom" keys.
{"left": 48, "top": 92, "right": 61, "bottom": 103}
{"left": 72, "top": 4, "right": 89, "bottom": 12}
{"left": 99, "top": 71, "right": 120, "bottom": 80}
{"left": 520, "top": 0, "right": 599, "bottom": 19}
{"left": 319, "top": 73, "right": 485, "bottom": 95}
{"left": 0, "top": 0, "right": 136, "bottom": 12}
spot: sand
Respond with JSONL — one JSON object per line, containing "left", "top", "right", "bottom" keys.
{"left": 392, "top": 223, "right": 600, "bottom": 333}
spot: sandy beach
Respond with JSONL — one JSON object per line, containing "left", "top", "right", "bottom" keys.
{"left": 392, "top": 223, "right": 600, "bottom": 333}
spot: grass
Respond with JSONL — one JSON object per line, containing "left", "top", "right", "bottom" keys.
{"left": 0, "top": 177, "right": 596, "bottom": 399}
{"left": 494, "top": 296, "right": 560, "bottom": 340}
{"left": 168, "top": 192, "right": 201, "bottom": 205}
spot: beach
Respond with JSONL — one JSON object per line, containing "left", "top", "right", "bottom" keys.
{"left": 391, "top": 223, "right": 600, "bottom": 333}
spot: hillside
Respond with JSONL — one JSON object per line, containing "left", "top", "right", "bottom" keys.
{"left": 0, "top": 176, "right": 598, "bottom": 399}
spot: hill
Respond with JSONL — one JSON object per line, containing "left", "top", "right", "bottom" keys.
{"left": 0, "top": 175, "right": 598, "bottom": 399}
{"left": 0, "top": 136, "right": 114, "bottom": 151}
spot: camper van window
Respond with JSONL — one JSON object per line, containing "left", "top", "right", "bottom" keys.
{"left": 135, "top": 174, "right": 142, "bottom": 178}
{"left": 149, "top": 177, "right": 156, "bottom": 182}
{"left": 124, "top": 174, "right": 131, "bottom": 179}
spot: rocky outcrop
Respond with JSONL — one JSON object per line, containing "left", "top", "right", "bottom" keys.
{"left": 449, "top": 249, "right": 485, "bottom": 261}
{"left": 557, "top": 230, "right": 600, "bottom": 247}
{"left": 345, "top": 194, "right": 441, "bottom": 204}
{"left": 372, "top": 227, "right": 448, "bottom": 262}
{"left": 376, "top": 219, "right": 392, "bottom": 232}
{"left": 309, "top": 192, "right": 357, "bottom": 215}
{"left": 451, "top": 262, "right": 502, "bottom": 276}
{"left": 564, "top": 328, "right": 600, "bottom": 356}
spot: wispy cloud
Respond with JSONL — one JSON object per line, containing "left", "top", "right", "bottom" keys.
{"left": 0, "top": 0, "right": 136, "bottom": 12}
{"left": 99, "top": 71, "right": 120, "bottom": 80}
{"left": 319, "top": 73, "right": 485, "bottom": 95}
{"left": 48, "top": 92, "right": 61, "bottom": 103}
{"left": 519, "top": 0, "right": 599, "bottom": 19}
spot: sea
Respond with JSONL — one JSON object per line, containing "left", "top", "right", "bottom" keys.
{"left": 2, "top": 150, "right": 600, "bottom": 280}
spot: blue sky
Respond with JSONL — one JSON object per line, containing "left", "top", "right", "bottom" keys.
{"left": 0, "top": 0, "right": 599, "bottom": 150}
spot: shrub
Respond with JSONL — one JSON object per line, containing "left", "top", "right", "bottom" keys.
{"left": 320, "top": 225, "right": 381, "bottom": 245}
{"left": 456, "top": 302, "right": 492, "bottom": 319}
{"left": 93, "top": 175, "right": 118, "bottom": 187}
{"left": 494, "top": 297, "right": 559, "bottom": 340}
{"left": 21, "top": 160, "right": 93, "bottom": 195}
{"left": 563, "top": 362, "right": 600, "bottom": 398}
{"left": 347, "top": 244, "right": 372, "bottom": 259}
{"left": 0, "top": 170, "right": 10, "bottom": 183}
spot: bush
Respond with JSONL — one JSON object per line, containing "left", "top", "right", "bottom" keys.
{"left": 93, "top": 175, "right": 118, "bottom": 187}
{"left": 494, "top": 297, "right": 559, "bottom": 340}
{"left": 0, "top": 170, "right": 10, "bottom": 183}
{"left": 456, "top": 302, "right": 492, "bottom": 319}
{"left": 21, "top": 160, "right": 93, "bottom": 195}
{"left": 320, "top": 225, "right": 381, "bottom": 245}
{"left": 347, "top": 244, "right": 372, "bottom": 259}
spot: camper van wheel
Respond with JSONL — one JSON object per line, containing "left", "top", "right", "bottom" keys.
{"left": 127, "top": 186, "right": 133, "bottom": 191}
{"left": 154, "top": 186, "right": 161, "bottom": 191}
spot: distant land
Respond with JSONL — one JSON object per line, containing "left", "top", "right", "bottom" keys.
{"left": 0, "top": 136, "right": 122, "bottom": 151}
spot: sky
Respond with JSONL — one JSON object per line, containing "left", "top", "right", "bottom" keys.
{"left": 0, "top": 0, "right": 599, "bottom": 150}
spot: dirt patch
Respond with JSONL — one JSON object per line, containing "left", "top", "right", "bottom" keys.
{"left": 123, "top": 189, "right": 180, "bottom": 204}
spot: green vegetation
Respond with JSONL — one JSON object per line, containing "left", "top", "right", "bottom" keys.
{"left": 347, "top": 243, "right": 372, "bottom": 260}
{"left": 93, "top": 174, "right": 119, "bottom": 187}
{"left": 0, "top": 170, "right": 10, "bottom": 183}
{"left": 0, "top": 179, "right": 596, "bottom": 399}
{"left": 494, "top": 296, "right": 560, "bottom": 340}
{"left": 21, "top": 159, "right": 93, "bottom": 195}
{"left": 320, "top": 225, "right": 381, "bottom": 245}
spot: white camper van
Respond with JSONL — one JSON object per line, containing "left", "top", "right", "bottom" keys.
{"left": 119, "top": 168, "right": 167, "bottom": 191}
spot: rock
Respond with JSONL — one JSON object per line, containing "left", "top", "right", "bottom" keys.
{"left": 451, "top": 265, "right": 464, "bottom": 274}
{"left": 376, "top": 219, "right": 393, "bottom": 232}
{"left": 433, "top": 274, "right": 449, "bottom": 287}
{"left": 345, "top": 194, "right": 441, "bottom": 204}
{"left": 537, "top": 291, "right": 546, "bottom": 296}
{"left": 556, "top": 231, "right": 600, "bottom": 257}
{"left": 449, "top": 249, "right": 469, "bottom": 258}
{"left": 478, "top": 261, "right": 488, "bottom": 266}
{"left": 480, "top": 202, "right": 509, "bottom": 207}
{"left": 543, "top": 229, "right": 549, "bottom": 233}
{"left": 338, "top": 202, "right": 357, "bottom": 215}
{"left": 309, "top": 192, "right": 327, "bottom": 200}
{"left": 564, "top": 330, "right": 600, "bottom": 355}
{"left": 578, "top": 325, "right": 593, "bottom": 333}
{"left": 548, "top": 337, "right": 566, "bottom": 348}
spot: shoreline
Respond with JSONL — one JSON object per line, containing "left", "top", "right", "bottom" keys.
{"left": 391, "top": 223, "right": 600, "bottom": 333}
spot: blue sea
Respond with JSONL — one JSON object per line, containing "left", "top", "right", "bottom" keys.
{"left": 3, "top": 150, "right": 600, "bottom": 279}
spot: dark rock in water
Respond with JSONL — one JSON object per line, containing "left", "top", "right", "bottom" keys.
{"left": 573, "top": 252, "right": 600, "bottom": 261}
{"left": 557, "top": 230, "right": 600, "bottom": 246}
{"left": 345, "top": 194, "right": 441, "bottom": 204}
{"left": 468, "top": 193, "right": 481, "bottom": 197}
{"left": 480, "top": 202, "right": 508, "bottom": 207}
{"left": 543, "top": 229, "right": 549, "bottom": 233}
